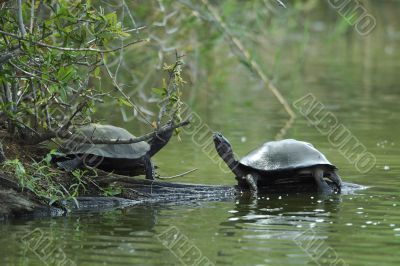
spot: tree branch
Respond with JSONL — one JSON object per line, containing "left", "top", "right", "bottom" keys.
{"left": 0, "top": 29, "right": 148, "bottom": 53}
{"left": 20, "top": 118, "right": 191, "bottom": 145}
{"left": 59, "top": 102, "right": 87, "bottom": 132}
{"left": 29, "top": 0, "right": 35, "bottom": 33}
{"left": 197, "top": 0, "right": 296, "bottom": 119}
{"left": 101, "top": 53, "right": 153, "bottom": 126}
{"left": 17, "top": 0, "right": 27, "bottom": 36}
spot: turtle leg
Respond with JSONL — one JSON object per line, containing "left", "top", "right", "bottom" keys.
{"left": 144, "top": 156, "right": 156, "bottom": 180}
{"left": 313, "top": 167, "right": 332, "bottom": 194}
{"left": 244, "top": 173, "right": 259, "bottom": 192}
{"left": 56, "top": 157, "right": 83, "bottom": 172}
{"left": 329, "top": 171, "right": 342, "bottom": 193}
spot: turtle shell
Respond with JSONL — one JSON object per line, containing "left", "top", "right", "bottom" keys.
{"left": 60, "top": 124, "right": 150, "bottom": 159}
{"left": 239, "top": 139, "right": 336, "bottom": 172}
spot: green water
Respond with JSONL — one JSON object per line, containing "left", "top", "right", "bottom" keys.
{"left": 2, "top": 3, "right": 400, "bottom": 266}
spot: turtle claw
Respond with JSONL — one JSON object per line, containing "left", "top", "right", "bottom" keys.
{"left": 313, "top": 168, "right": 333, "bottom": 194}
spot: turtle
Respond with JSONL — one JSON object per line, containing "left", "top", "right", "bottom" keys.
{"left": 213, "top": 132, "right": 342, "bottom": 194}
{"left": 52, "top": 123, "right": 175, "bottom": 180}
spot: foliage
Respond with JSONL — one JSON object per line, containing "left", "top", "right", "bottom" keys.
{"left": 153, "top": 54, "right": 185, "bottom": 132}
{"left": 0, "top": 0, "right": 146, "bottom": 143}
{"left": 3, "top": 155, "right": 87, "bottom": 206}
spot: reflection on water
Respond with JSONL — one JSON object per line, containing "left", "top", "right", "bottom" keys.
{"left": 2, "top": 2, "right": 400, "bottom": 265}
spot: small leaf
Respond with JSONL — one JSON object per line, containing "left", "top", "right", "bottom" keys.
{"left": 151, "top": 87, "right": 167, "bottom": 96}
{"left": 104, "top": 12, "right": 117, "bottom": 27}
{"left": 117, "top": 97, "right": 133, "bottom": 107}
{"left": 94, "top": 66, "right": 101, "bottom": 78}
{"left": 57, "top": 66, "right": 77, "bottom": 83}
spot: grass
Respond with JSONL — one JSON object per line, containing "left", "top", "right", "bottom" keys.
{"left": 2, "top": 155, "right": 85, "bottom": 206}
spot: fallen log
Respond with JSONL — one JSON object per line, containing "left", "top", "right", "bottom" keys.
{"left": 97, "top": 175, "right": 238, "bottom": 203}
{"left": 0, "top": 172, "right": 238, "bottom": 220}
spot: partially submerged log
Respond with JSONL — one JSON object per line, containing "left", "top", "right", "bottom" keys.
{"left": 97, "top": 175, "right": 237, "bottom": 203}
{"left": 0, "top": 175, "right": 61, "bottom": 220}
{"left": 0, "top": 172, "right": 238, "bottom": 220}
{"left": 0, "top": 188, "right": 63, "bottom": 220}
{"left": 64, "top": 197, "right": 141, "bottom": 212}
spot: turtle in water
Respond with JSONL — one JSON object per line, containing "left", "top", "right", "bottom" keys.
{"left": 53, "top": 123, "right": 175, "bottom": 180}
{"left": 213, "top": 132, "right": 342, "bottom": 194}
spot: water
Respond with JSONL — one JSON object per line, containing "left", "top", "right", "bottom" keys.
{"left": 2, "top": 3, "right": 400, "bottom": 266}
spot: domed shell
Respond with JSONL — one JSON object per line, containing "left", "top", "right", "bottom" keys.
{"left": 239, "top": 139, "right": 336, "bottom": 171}
{"left": 61, "top": 124, "right": 150, "bottom": 159}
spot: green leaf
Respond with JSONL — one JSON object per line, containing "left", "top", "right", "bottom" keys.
{"left": 94, "top": 66, "right": 101, "bottom": 78}
{"left": 57, "top": 66, "right": 77, "bottom": 83}
{"left": 105, "top": 12, "right": 117, "bottom": 27}
{"left": 117, "top": 97, "right": 133, "bottom": 107}
{"left": 44, "top": 150, "right": 65, "bottom": 165}
{"left": 152, "top": 87, "right": 167, "bottom": 96}
{"left": 7, "top": 159, "right": 26, "bottom": 178}
{"left": 49, "top": 84, "right": 58, "bottom": 93}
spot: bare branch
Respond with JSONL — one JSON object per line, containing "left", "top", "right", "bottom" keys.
{"left": 0, "top": 29, "right": 149, "bottom": 53}
{"left": 198, "top": 0, "right": 296, "bottom": 119}
{"left": 21, "top": 118, "right": 191, "bottom": 145}
{"left": 0, "top": 51, "right": 17, "bottom": 65}
{"left": 59, "top": 102, "right": 87, "bottom": 132}
{"left": 101, "top": 53, "right": 153, "bottom": 126}
{"left": 29, "top": 0, "right": 35, "bottom": 33}
{"left": 8, "top": 61, "right": 57, "bottom": 85}
{"left": 17, "top": 0, "right": 27, "bottom": 36}
{"left": 30, "top": 79, "right": 38, "bottom": 129}
{"left": 275, "top": 0, "right": 286, "bottom": 8}
{"left": 159, "top": 168, "right": 198, "bottom": 179}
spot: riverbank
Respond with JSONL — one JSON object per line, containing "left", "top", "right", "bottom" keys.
{"left": 0, "top": 133, "right": 237, "bottom": 220}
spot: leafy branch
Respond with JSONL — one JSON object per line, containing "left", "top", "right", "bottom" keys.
{"left": 0, "top": 0, "right": 153, "bottom": 143}
{"left": 154, "top": 52, "right": 186, "bottom": 128}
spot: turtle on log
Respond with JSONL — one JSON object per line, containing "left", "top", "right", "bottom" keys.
{"left": 53, "top": 123, "right": 175, "bottom": 180}
{"left": 213, "top": 132, "right": 342, "bottom": 194}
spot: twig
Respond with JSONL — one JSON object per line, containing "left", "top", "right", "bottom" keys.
{"left": 0, "top": 29, "right": 148, "bottom": 53}
{"left": 276, "top": 0, "right": 286, "bottom": 8}
{"left": 29, "top": 0, "right": 35, "bottom": 33}
{"left": 59, "top": 102, "right": 87, "bottom": 132}
{"left": 156, "top": 52, "right": 184, "bottom": 127}
{"left": 62, "top": 118, "right": 191, "bottom": 145}
{"left": 10, "top": 82, "right": 17, "bottom": 111}
{"left": 274, "top": 116, "right": 294, "bottom": 140}
{"left": 21, "top": 118, "right": 191, "bottom": 145}
{"left": 30, "top": 79, "right": 38, "bottom": 129}
{"left": 0, "top": 49, "right": 22, "bottom": 65}
{"left": 17, "top": 0, "right": 27, "bottom": 36}
{"left": 122, "top": 0, "right": 140, "bottom": 34}
{"left": 199, "top": 0, "right": 295, "bottom": 119}
{"left": 8, "top": 60, "right": 57, "bottom": 84}
{"left": 123, "top": 26, "right": 147, "bottom": 33}
{"left": 44, "top": 105, "right": 51, "bottom": 130}
{"left": 158, "top": 168, "right": 198, "bottom": 179}
{"left": 0, "top": 65, "right": 10, "bottom": 104}
{"left": 101, "top": 53, "right": 153, "bottom": 126}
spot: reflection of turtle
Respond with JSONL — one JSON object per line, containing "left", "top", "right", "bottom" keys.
{"left": 53, "top": 123, "right": 175, "bottom": 179}
{"left": 213, "top": 133, "right": 342, "bottom": 193}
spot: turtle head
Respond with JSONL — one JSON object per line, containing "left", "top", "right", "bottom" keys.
{"left": 213, "top": 132, "right": 243, "bottom": 176}
{"left": 148, "top": 121, "right": 174, "bottom": 157}
{"left": 213, "top": 132, "right": 233, "bottom": 157}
